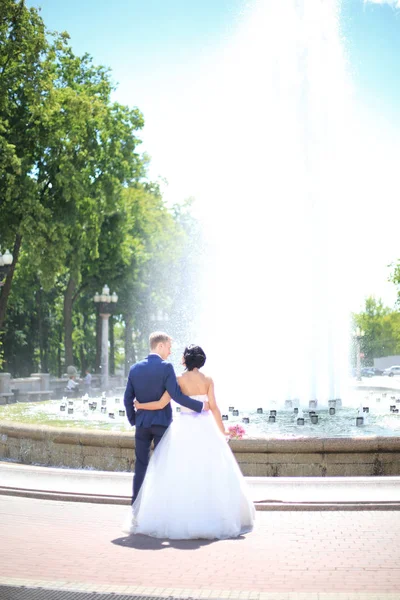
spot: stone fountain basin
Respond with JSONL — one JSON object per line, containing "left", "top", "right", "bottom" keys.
{"left": 1, "top": 420, "right": 400, "bottom": 476}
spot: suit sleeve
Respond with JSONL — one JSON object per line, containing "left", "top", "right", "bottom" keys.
{"left": 164, "top": 363, "right": 203, "bottom": 413}
{"left": 123, "top": 368, "right": 136, "bottom": 426}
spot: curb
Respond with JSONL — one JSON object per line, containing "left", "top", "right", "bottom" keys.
{"left": 0, "top": 486, "right": 130, "bottom": 505}
{"left": 2, "top": 485, "right": 400, "bottom": 510}
{"left": 254, "top": 501, "right": 400, "bottom": 511}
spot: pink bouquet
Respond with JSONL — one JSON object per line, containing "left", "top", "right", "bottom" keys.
{"left": 228, "top": 424, "right": 246, "bottom": 440}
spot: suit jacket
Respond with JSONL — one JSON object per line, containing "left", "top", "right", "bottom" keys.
{"left": 123, "top": 354, "right": 203, "bottom": 428}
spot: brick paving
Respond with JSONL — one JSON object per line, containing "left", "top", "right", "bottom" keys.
{"left": 0, "top": 496, "right": 400, "bottom": 599}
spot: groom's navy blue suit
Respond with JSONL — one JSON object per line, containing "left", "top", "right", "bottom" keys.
{"left": 124, "top": 353, "right": 204, "bottom": 503}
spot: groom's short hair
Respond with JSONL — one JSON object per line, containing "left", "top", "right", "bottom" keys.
{"left": 149, "top": 331, "right": 171, "bottom": 349}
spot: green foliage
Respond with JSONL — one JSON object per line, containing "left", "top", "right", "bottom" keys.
{"left": 0, "top": 0, "right": 51, "bottom": 244}
{"left": 352, "top": 297, "right": 400, "bottom": 364}
{"left": 0, "top": 1, "right": 197, "bottom": 376}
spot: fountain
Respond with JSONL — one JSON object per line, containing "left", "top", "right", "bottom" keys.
{"left": 184, "top": 0, "right": 354, "bottom": 410}
{"left": 1, "top": 386, "right": 400, "bottom": 474}
{"left": 1, "top": 387, "right": 394, "bottom": 435}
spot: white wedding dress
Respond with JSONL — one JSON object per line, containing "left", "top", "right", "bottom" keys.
{"left": 126, "top": 395, "right": 255, "bottom": 539}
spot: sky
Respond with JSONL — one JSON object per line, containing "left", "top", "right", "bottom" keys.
{"left": 342, "top": 0, "right": 400, "bottom": 128}
{"left": 26, "top": 0, "right": 400, "bottom": 311}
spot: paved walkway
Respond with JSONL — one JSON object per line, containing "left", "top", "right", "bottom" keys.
{"left": 1, "top": 495, "right": 400, "bottom": 599}
{"left": 2, "top": 462, "right": 400, "bottom": 598}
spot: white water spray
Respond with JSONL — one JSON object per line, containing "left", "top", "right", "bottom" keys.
{"left": 167, "top": 1, "right": 376, "bottom": 407}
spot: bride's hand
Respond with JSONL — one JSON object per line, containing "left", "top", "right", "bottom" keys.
{"left": 134, "top": 400, "right": 141, "bottom": 410}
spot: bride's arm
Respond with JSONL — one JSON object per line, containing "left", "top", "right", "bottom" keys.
{"left": 207, "top": 379, "right": 226, "bottom": 435}
{"left": 134, "top": 390, "right": 171, "bottom": 410}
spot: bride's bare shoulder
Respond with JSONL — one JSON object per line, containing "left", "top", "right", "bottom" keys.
{"left": 177, "top": 372, "right": 191, "bottom": 383}
{"left": 203, "top": 373, "right": 214, "bottom": 386}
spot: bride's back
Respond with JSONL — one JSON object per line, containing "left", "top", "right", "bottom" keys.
{"left": 178, "top": 369, "right": 210, "bottom": 396}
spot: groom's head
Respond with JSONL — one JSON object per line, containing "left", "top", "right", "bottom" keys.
{"left": 149, "top": 331, "right": 172, "bottom": 360}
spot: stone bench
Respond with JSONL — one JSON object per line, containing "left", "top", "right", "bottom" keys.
{"left": 63, "top": 388, "right": 82, "bottom": 398}
{"left": 15, "top": 391, "right": 53, "bottom": 402}
{"left": 0, "top": 392, "right": 15, "bottom": 406}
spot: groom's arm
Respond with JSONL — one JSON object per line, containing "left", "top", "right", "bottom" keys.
{"left": 164, "top": 363, "right": 204, "bottom": 413}
{"left": 123, "top": 367, "right": 136, "bottom": 426}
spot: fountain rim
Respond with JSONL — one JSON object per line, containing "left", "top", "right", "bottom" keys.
{"left": 2, "top": 420, "right": 400, "bottom": 453}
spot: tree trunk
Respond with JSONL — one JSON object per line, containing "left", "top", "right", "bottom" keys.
{"left": 124, "top": 313, "right": 135, "bottom": 376}
{"left": 37, "top": 285, "right": 49, "bottom": 372}
{"left": 63, "top": 275, "right": 77, "bottom": 368}
{"left": 79, "top": 345, "right": 86, "bottom": 375}
{"left": 58, "top": 325, "right": 62, "bottom": 378}
{"left": 0, "top": 233, "right": 22, "bottom": 332}
{"left": 37, "top": 287, "right": 43, "bottom": 371}
{"left": 79, "top": 312, "right": 88, "bottom": 374}
{"left": 42, "top": 308, "right": 49, "bottom": 374}
{"left": 29, "top": 311, "right": 37, "bottom": 375}
{"left": 110, "top": 315, "right": 115, "bottom": 375}
{"left": 95, "top": 312, "right": 102, "bottom": 373}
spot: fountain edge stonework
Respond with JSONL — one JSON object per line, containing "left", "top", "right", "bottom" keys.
{"left": 2, "top": 421, "right": 400, "bottom": 476}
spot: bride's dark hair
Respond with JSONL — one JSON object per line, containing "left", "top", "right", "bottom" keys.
{"left": 183, "top": 345, "right": 206, "bottom": 371}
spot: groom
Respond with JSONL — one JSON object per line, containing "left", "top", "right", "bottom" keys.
{"left": 124, "top": 331, "right": 209, "bottom": 504}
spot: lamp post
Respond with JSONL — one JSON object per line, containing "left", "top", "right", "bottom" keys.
{"left": 0, "top": 249, "right": 13, "bottom": 287}
{"left": 94, "top": 285, "right": 118, "bottom": 390}
{"left": 354, "top": 327, "right": 365, "bottom": 381}
{"left": 150, "top": 309, "right": 169, "bottom": 328}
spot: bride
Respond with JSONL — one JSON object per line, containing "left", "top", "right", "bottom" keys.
{"left": 126, "top": 344, "right": 255, "bottom": 540}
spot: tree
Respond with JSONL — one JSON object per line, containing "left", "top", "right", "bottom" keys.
{"left": 0, "top": 1, "right": 200, "bottom": 377}
{"left": 352, "top": 297, "right": 400, "bottom": 364}
{"left": 101, "top": 183, "right": 186, "bottom": 374}
{"left": 0, "top": 0, "right": 55, "bottom": 331}
{"left": 0, "top": 2, "right": 145, "bottom": 367}
{"left": 34, "top": 47, "right": 145, "bottom": 366}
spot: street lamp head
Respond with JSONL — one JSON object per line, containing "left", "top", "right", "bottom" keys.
{"left": 102, "top": 284, "right": 110, "bottom": 297}
{"left": 3, "top": 250, "right": 13, "bottom": 265}
{"left": 93, "top": 292, "right": 101, "bottom": 303}
{"left": 111, "top": 292, "right": 118, "bottom": 303}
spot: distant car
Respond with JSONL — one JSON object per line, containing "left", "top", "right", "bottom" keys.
{"left": 382, "top": 366, "right": 400, "bottom": 377}
{"left": 361, "top": 368, "right": 375, "bottom": 377}
{"left": 371, "top": 367, "right": 384, "bottom": 376}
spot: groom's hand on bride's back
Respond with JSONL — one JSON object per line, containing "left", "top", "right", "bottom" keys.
{"left": 203, "top": 401, "right": 210, "bottom": 411}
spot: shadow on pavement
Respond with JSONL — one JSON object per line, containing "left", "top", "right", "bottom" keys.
{"left": 112, "top": 534, "right": 245, "bottom": 550}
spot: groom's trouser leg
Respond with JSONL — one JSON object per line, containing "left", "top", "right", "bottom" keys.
{"left": 132, "top": 425, "right": 168, "bottom": 504}
{"left": 133, "top": 427, "right": 152, "bottom": 504}
{"left": 152, "top": 424, "right": 168, "bottom": 450}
